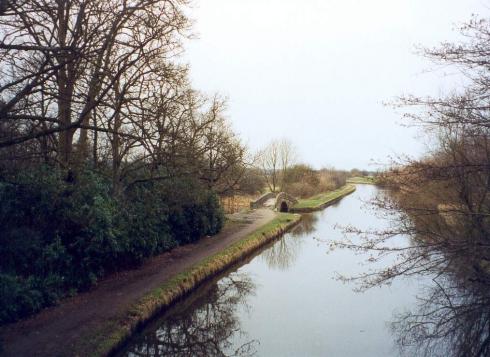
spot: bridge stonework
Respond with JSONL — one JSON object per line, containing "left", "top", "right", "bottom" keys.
{"left": 274, "top": 192, "right": 298, "bottom": 212}
{"left": 250, "top": 192, "right": 298, "bottom": 212}
{"left": 250, "top": 192, "right": 277, "bottom": 209}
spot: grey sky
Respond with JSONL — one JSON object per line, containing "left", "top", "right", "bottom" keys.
{"left": 184, "top": 0, "right": 488, "bottom": 170}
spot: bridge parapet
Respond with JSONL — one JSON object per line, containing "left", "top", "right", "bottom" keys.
{"left": 250, "top": 192, "right": 277, "bottom": 209}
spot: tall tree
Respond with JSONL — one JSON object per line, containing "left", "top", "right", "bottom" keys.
{"left": 0, "top": 0, "right": 190, "bottom": 166}
{"left": 257, "top": 138, "right": 296, "bottom": 192}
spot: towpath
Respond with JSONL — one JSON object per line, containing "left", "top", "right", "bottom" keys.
{"left": 0, "top": 209, "right": 276, "bottom": 357}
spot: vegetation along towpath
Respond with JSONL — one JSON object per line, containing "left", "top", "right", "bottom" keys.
{"left": 0, "top": 209, "right": 301, "bottom": 357}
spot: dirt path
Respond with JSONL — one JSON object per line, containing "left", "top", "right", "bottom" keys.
{"left": 0, "top": 209, "right": 276, "bottom": 357}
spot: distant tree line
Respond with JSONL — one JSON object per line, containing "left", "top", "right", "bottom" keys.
{"left": 0, "top": 0, "right": 246, "bottom": 324}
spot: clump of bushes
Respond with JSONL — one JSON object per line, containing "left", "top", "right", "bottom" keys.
{"left": 0, "top": 166, "right": 224, "bottom": 324}
{"left": 236, "top": 168, "right": 266, "bottom": 195}
{"left": 283, "top": 165, "right": 349, "bottom": 198}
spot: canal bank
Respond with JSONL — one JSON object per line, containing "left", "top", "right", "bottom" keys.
{"left": 0, "top": 209, "right": 301, "bottom": 357}
{"left": 88, "top": 213, "right": 302, "bottom": 357}
{"left": 290, "top": 184, "right": 356, "bottom": 213}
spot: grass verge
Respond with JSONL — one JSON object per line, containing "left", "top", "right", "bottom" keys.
{"left": 346, "top": 176, "right": 377, "bottom": 185}
{"left": 76, "top": 212, "right": 301, "bottom": 356}
{"left": 291, "top": 184, "right": 356, "bottom": 213}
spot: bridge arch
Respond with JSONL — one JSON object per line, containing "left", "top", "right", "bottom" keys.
{"left": 249, "top": 191, "right": 298, "bottom": 211}
{"left": 279, "top": 201, "right": 289, "bottom": 212}
{"left": 274, "top": 192, "right": 298, "bottom": 212}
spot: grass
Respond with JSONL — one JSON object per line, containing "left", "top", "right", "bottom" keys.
{"left": 346, "top": 176, "right": 377, "bottom": 184}
{"left": 291, "top": 184, "right": 356, "bottom": 212}
{"left": 76, "top": 212, "right": 301, "bottom": 356}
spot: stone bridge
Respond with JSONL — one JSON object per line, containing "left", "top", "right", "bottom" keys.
{"left": 250, "top": 192, "right": 298, "bottom": 212}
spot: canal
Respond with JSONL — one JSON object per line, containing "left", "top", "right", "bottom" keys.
{"left": 117, "top": 185, "right": 428, "bottom": 356}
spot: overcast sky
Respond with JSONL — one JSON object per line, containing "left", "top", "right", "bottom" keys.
{"left": 183, "top": 0, "right": 488, "bottom": 170}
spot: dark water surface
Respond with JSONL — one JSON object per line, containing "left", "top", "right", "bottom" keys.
{"left": 118, "top": 185, "right": 427, "bottom": 356}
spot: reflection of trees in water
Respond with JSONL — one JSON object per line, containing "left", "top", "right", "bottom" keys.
{"left": 360, "top": 16, "right": 490, "bottom": 357}
{"left": 392, "top": 263, "right": 490, "bottom": 357}
{"left": 337, "top": 190, "right": 490, "bottom": 356}
{"left": 124, "top": 272, "right": 258, "bottom": 357}
{"left": 261, "top": 228, "right": 309, "bottom": 270}
{"left": 261, "top": 214, "right": 317, "bottom": 270}
{"left": 290, "top": 213, "right": 318, "bottom": 237}
{"left": 261, "top": 237, "right": 298, "bottom": 270}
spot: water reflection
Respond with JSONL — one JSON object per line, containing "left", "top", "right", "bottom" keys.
{"left": 260, "top": 214, "right": 317, "bottom": 270}
{"left": 392, "top": 259, "right": 490, "bottom": 357}
{"left": 339, "top": 186, "right": 490, "bottom": 356}
{"left": 290, "top": 213, "right": 318, "bottom": 237}
{"left": 121, "top": 272, "right": 258, "bottom": 357}
{"left": 119, "top": 185, "right": 448, "bottom": 356}
{"left": 260, "top": 235, "right": 299, "bottom": 271}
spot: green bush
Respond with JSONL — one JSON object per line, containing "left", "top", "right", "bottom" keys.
{"left": 0, "top": 166, "right": 224, "bottom": 324}
{"left": 120, "top": 183, "right": 175, "bottom": 265}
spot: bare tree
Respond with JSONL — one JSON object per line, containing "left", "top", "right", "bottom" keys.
{"left": 278, "top": 138, "right": 297, "bottom": 191}
{"left": 0, "top": 0, "right": 190, "bottom": 166}
{"left": 257, "top": 140, "right": 279, "bottom": 192}
{"left": 198, "top": 97, "right": 246, "bottom": 194}
{"left": 331, "top": 15, "right": 490, "bottom": 357}
{"left": 257, "top": 138, "right": 296, "bottom": 193}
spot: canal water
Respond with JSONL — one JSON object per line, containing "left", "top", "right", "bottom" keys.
{"left": 118, "top": 185, "right": 427, "bottom": 356}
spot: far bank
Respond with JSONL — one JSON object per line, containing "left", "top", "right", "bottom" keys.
{"left": 290, "top": 185, "right": 356, "bottom": 213}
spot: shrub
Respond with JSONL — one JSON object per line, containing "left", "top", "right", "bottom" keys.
{"left": 0, "top": 166, "right": 225, "bottom": 324}
{"left": 283, "top": 165, "right": 349, "bottom": 198}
